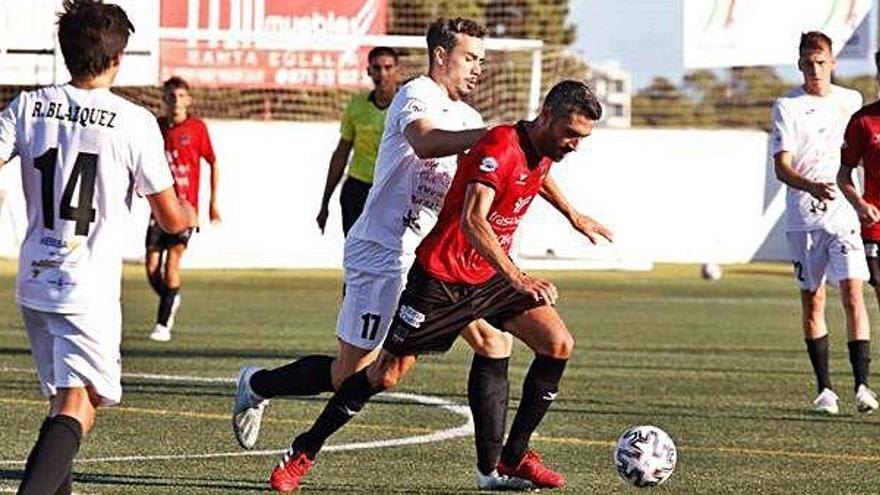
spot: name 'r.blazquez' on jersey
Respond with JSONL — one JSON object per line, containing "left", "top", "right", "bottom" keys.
{"left": 31, "top": 101, "right": 117, "bottom": 129}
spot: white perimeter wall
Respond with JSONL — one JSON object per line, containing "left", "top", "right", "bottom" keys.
{"left": 0, "top": 121, "right": 788, "bottom": 269}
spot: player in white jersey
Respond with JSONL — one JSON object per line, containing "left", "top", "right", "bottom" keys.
{"left": 233, "top": 18, "right": 533, "bottom": 492}
{"left": 0, "top": 2, "right": 194, "bottom": 493}
{"left": 771, "top": 31, "right": 877, "bottom": 415}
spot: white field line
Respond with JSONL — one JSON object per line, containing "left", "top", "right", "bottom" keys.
{"left": 0, "top": 368, "right": 473, "bottom": 467}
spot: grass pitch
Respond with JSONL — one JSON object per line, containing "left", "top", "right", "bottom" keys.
{"left": 1, "top": 259, "right": 879, "bottom": 494}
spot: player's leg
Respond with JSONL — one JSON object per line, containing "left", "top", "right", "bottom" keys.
{"left": 151, "top": 233, "right": 189, "bottom": 341}
{"left": 788, "top": 231, "right": 838, "bottom": 413}
{"left": 268, "top": 264, "right": 466, "bottom": 491}
{"left": 233, "top": 267, "right": 398, "bottom": 450}
{"left": 495, "top": 304, "right": 571, "bottom": 489}
{"left": 459, "top": 321, "right": 529, "bottom": 489}
{"left": 144, "top": 249, "right": 165, "bottom": 295}
{"left": 270, "top": 349, "right": 417, "bottom": 492}
{"left": 830, "top": 232, "right": 877, "bottom": 411}
{"left": 144, "top": 218, "right": 167, "bottom": 296}
{"left": 18, "top": 305, "right": 122, "bottom": 494}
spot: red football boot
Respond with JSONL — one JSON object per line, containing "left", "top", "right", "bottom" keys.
{"left": 497, "top": 449, "right": 566, "bottom": 489}
{"left": 269, "top": 450, "right": 314, "bottom": 492}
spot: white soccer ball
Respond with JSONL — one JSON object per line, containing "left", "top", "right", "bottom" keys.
{"left": 701, "top": 262, "right": 722, "bottom": 281}
{"left": 613, "top": 425, "right": 677, "bottom": 488}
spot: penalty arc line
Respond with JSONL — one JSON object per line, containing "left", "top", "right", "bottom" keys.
{"left": 0, "top": 367, "right": 474, "bottom": 467}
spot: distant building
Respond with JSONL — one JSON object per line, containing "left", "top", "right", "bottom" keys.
{"left": 590, "top": 61, "right": 631, "bottom": 128}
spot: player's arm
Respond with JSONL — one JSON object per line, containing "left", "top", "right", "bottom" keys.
{"left": 774, "top": 151, "right": 835, "bottom": 201}
{"left": 836, "top": 163, "right": 878, "bottom": 223}
{"left": 461, "top": 182, "right": 557, "bottom": 305}
{"left": 539, "top": 174, "right": 613, "bottom": 244}
{"left": 205, "top": 158, "right": 220, "bottom": 223}
{"left": 404, "top": 119, "right": 486, "bottom": 159}
{"left": 147, "top": 188, "right": 195, "bottom": 234}
{"left": 316, "top": 137, "right": 354, "bottom": 233}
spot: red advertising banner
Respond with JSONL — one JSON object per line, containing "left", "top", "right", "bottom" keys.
{"left": 159, "top": 0, "right": 387, "bottom": 88}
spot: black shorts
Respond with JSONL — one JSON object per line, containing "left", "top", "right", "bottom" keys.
{"left": 340, "top": 176, "right": 371, "bottom": 236}
{"left": 865, "top": 240, "right": 880, "bottom": 286}
{"left": 145, "top": 217, "right": 194, "bottom": 250}
{"left": 383, "top": 263, "right": 544, "bottom": 356}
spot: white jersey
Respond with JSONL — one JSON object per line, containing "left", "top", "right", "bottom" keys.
{"left": 346, "top": 76, "right": 484, "bottom": 273}
{"left": 0, "top": 85, "right": 173, "bottom": 313}
{"left": 770, "top": 85, "right": 862, "bottom": 232}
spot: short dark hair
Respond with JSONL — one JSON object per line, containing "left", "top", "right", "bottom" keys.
{"left": 426, "top": 17, "right": 488, "bottom": 66}
{"left": 367, "top": 46, "right": 398, "bottom": 64}
{"left": 542, "top": 80, "right": 603, "bottom": 121}
{"left": 163, "top": 76, "right": 190, "bottom": 93}
{"left": 874, "top": 49, "right": 880, "bottom": 72}
{"left": 57, "top": 0, "right": 134, "bottom": 79}
{"left": 799, "top": 31, "right": 832, "bottom": 54}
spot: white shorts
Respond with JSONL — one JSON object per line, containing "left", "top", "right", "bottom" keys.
{"left": 336, "top": 266, "right": 406, "bottom": 351}
{"left": 786, "top": 228, "right": 869, "bottom": 291}
{"left": 20, "top": 304, "right": 123, "bottom": 406}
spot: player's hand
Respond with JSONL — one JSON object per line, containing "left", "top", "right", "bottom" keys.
{"left": 570, "top": 213, "right": 614, "bottom": 244}
{"left": 808, "top": 182, "right": 836, "bottom": 202}
{"left": 179, "top": 199, "right": 197, "bottom": 228}
{"left": 856, "top": 201, "right": 880, "bottom": 225}
{"left": 209, "top": 203, "right": 221, "bottom": 225}
{"left": 316, "top": 206, "right": 329, "bottom": 234}
{"left": 510, "top": 270, "right": 558, "bottom": 306}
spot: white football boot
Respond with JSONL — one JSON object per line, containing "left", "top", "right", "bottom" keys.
{"left": 232, "top": 365, "right": 269, "bottom": 449}
{"left": 148, "top": 323, "right": 171, "bottom": 342}
{"left": 475, "top": 468, "right": 534, "bottom": 491}
{"left": 812, "top": 387, "right": 839, "bottom": 415}
{"left": 855, "top": 384, "right": 879, "bottom": 413}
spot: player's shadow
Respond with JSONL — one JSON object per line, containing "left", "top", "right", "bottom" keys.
{"left": 0, "top": 347, "right": 33, "bottom": 357}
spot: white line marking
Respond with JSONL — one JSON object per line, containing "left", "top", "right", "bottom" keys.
{"left": 0, "top": 369, "right": 474, "bottom": 467}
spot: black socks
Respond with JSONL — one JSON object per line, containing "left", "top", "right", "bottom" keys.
{"left": 250, "top": 355, "right": 335, "bottom": 398}
{"left": 848, "top": 339, "right": 871, "bottom": 391}
{"left": 157, "top": 286, "right": 179, "bottom": 326}
{"left": 501, "top": 355, "right": 567, "bottom": 467}
{"left": 291, "top": 368, "right": 378, "bottom": 459}
{"left": 17, "top": 415, "right": 82, "bottom": 495}
{"left": 468, "top": 354, "right": 510, "bottom": 475}
{"left": 806, "top": 335, "right": 832, "bottom": 393}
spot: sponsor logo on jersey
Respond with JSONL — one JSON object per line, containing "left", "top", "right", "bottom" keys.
{"left": 402, "top": 99, "right": 426, "bottom": 115}
{"left": 513, "top": 196, "right": 533, "bottom": 214}
{"left": 488, "top": 211, "right": 522, "bottom": 228}
{"left": 480, "top": 157, "right": 499, "bottom": 173}
{"left": 398, "top": 304, "right": 426, "bottom": 328}
{"left": 30, "top": 258, "right": 63, "bottom": 279}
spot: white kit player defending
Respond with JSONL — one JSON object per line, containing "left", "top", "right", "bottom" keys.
{"left": 233, "top": 18, "right": 534, "bottom": 492}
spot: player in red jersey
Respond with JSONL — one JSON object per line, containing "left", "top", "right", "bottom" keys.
{"left": 840, "top": 50, "right": 880, "bottom": 320}
{"left": 145, "top": 76, "right": 220, "bottom": 342}
{"left": 269, "top": 80, "right": 610, "bottom": 491}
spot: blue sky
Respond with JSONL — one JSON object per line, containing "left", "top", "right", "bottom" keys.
{"left": 569, "top": 0, "right": 878, "bottom": 90}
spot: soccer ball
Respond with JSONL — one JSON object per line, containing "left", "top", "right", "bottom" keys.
{"left": 613, "top": 425, "right": 677, "bottom": 487}
{"left": 701, "top": 262, "right": 722, "bottom": 281}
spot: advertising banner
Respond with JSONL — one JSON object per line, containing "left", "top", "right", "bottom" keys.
{"left": 684, "top": 0, "right": 872, "bottom": 68}
{"left": 159, "top": 0, "right": 387, "bottom": 88}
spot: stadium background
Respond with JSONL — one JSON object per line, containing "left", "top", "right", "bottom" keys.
{"left": 3, "top": 2, "right": 880, "bottom": 494}
{"left": 0, "top": 0, "right": 877, "bottom": 271}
